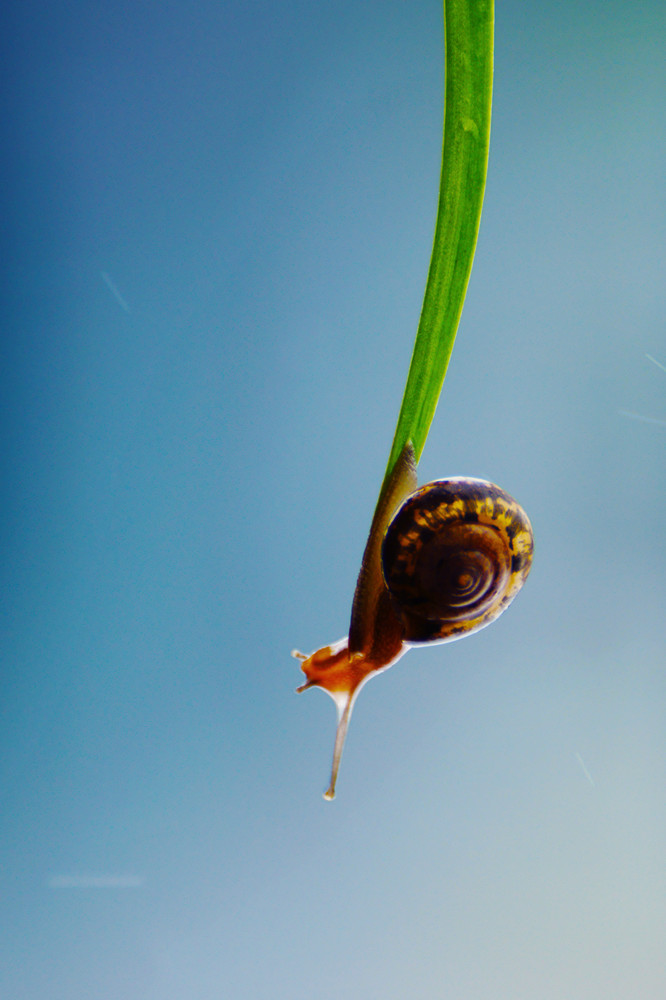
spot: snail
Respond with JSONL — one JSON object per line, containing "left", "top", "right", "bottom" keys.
{"left": 293, "top": 443, "right": 533, "bottom": 799}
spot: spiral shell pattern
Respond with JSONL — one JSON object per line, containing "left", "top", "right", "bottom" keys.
{"left": 381, "top": 478, "right": 533, "bottom": 644}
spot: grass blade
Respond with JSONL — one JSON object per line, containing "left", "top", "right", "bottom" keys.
{"left": 383, "top": 0, "right": 494, "bottom": 486}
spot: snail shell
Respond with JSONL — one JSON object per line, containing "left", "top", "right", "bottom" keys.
{"left": 381, "top": 478, "right": 533, "bottom": 644}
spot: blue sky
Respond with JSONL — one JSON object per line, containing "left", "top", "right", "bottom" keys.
{"left": 2, "top": 1, "right": 665, "bottom": 997}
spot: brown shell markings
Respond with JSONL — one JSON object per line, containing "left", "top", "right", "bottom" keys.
{"left": 381, "top": 478, "right": 533, "bottom": 644}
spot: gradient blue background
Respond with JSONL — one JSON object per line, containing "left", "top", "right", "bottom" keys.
{"left": 2, "top": 1, "right": 665, "bottom": 997}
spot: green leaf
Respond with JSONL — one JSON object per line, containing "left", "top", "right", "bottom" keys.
{"left": 382, "top": 0, "right": 494, "bottom": 489}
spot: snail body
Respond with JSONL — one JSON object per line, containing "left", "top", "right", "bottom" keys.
{"left": 294, "top": 444, "right": 533, "bottom": 799}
